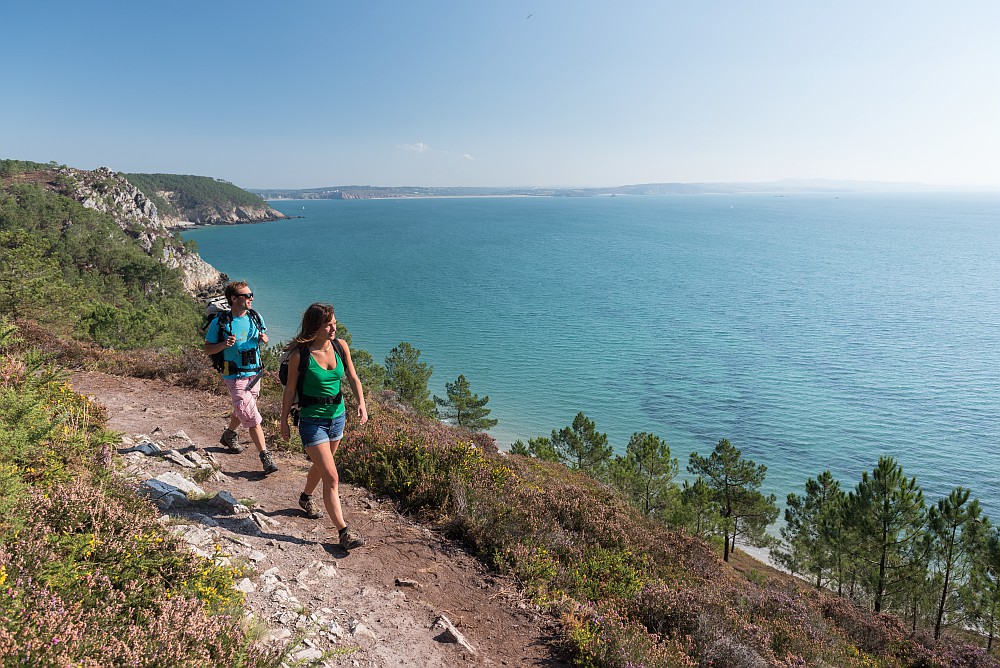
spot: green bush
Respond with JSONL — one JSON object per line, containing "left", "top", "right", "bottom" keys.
{"left": 0, "top": 322, "right": 281, "bottom": 666}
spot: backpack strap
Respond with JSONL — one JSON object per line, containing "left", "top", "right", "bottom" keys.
{"left": 332, "top": 338, "right": 346, "bottom": 365}
{"left": 214, "top": 310, "right": 233, "bottom": 343}
{"left": 247, "top": 308, "right": 264, "bottom": 336}
{"left": 297, "top": 339, "right": 344, "bottom": 408}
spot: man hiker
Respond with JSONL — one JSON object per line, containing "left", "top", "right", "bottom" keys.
{"left": 204, "top": 280, "right": 278, "bottom": 474}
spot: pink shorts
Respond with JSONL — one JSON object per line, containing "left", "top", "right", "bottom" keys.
{"left": 224, "top": 376, "right": 263, "bottom": 428}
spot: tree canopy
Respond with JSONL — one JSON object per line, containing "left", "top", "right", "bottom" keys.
{"left": 434, "top": 374, "right": 498, "bottom": 432}
{"left": 688, "top": 439, "right": 778, "bottom": 562}
{"left": 550, "top": 412, "right": 612, "bottom": 474}
{"left": 384, "top": 342, "right": 435, "bottom": 416}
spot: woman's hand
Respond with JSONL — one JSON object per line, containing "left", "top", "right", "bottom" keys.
{"left": 279, "top": 420, "right": 290, "bottom": 441}
{"left": 357, "top": 403, "right": 368, "bottom": 425}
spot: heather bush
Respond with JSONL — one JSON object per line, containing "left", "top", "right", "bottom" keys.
{"left": 0, "top": 324, "right": 282, "bottom": 666}
{"left": 566, "top": 604, "right": 698, "bottom": 668}
{"left": 335, "top": 398, "right": 999, "bottom": 668}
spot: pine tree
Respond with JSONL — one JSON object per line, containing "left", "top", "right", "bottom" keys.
{"left": 510, "top": 436, "right": 559, "bottom": 461}
{"left": 433, "top": 374, "right": 498, "bottom": 431}
{"left": 687, "top": 439, "right": 777, "bottom": 562}
{"left": 607, "top": 432, "right": 678, "bottom": 517}
{"left": 846, "top": 456, "right": 926, "bottom": 613}
{"left": 962, "top": 524, "right": 1000, "bottom": 654}
{"left": 681, "top": 477, "right": 720, "bottom": 538}
{"left": 550, "top": 412, "right": 612, "bottom": 474}
{"left": 384, "top": 342, "right": 435, "bottom": 416}
{"left": 928, "top": 486, "right": 982, "bottom": 639}
{"left": 778, "top": 470, "right": 845, "bottom": 589}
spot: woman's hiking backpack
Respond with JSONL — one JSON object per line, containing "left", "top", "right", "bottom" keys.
{"left": 203, "top": 297, "right": 264, "bottom": 374}
{"left": 278, "top": 339, "right": 346, "bottom": 424}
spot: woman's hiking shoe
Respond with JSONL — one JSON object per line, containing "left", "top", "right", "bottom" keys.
{"left": 220, "top": 429, "right": 243, "bottom": 453}
{"left": 298, "top": 493, "right": 323, "bottom": 519}
{"left": 338, "top": 525, "right": 364, "bottom": 550}
{"left": 259, "top": 450, "right": 278, "bottom": 474}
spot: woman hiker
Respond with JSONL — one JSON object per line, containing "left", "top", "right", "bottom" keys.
{"left": 279, "top": 303, "right": 368, "bottom": 550}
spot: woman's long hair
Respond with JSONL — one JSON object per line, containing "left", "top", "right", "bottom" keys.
{"left": 286, "top": 303, "right": 335, "bottom": 349}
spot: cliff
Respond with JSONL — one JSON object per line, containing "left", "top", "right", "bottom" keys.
{"left": 125, "top": 172, "right": 289, "bottom": 227}
{"left": 59, "top": 166, "right": 225, "bottom": 295}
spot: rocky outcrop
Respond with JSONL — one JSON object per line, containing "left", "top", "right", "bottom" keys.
{"left": 155, "top": 196, "right": 287, "bottom": 227}
{"left": 58, "top": 167, "right": 225, "bottom": 296}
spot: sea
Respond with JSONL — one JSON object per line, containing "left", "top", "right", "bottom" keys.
{"left": 183, "top": 193, "right": 1000, "bottom": 521}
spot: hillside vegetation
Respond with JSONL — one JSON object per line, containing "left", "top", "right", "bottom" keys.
{"left": 1, "top": 158, "right": 997, "bottom": 667}
{"left": 0, "top": 160, "right": 202, "bottom": 349}
{"left": 126, "top": 173, "right": 286, "bottom": 225}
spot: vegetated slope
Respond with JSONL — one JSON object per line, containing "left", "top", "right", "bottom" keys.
{"left": 330, "top": 401, "right": 999, "bottom": 668}
{"left": 0, "top": 159, "right": 219, "bottom": 347}
{"left": 126, "top": 173, "right": 288, "bottom": 226}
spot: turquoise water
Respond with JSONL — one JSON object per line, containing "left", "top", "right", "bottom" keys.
{"left": 184, "top": 193, "right": 1000, "bottom": 519}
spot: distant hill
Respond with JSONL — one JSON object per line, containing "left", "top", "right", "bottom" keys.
{"left": 126, "top": 173, "right": 288, "bottom": 226}
{"left": 250, "top": 178, "right": 946, "bottom": 200}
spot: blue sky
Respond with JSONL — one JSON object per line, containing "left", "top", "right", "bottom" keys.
{"left": 3, "top": 1, "right": 998, "bottom": 189}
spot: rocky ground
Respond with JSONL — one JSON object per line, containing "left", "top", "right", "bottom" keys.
{"left": 69, "top": 371, "right": 571, "bottom": 668}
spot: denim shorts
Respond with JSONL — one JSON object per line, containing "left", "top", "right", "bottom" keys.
{"left": 298, "top": 414, "right": 346, "bottom": 447}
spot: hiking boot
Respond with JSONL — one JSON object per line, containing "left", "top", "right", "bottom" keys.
{"left": 298, "top": 492, "right": 323, "bottom": 519}
{"left": 219, "top": 428, "right": 243, "bottom": 453}
{"left": 338, "top": 525, "right": 364, "bottom": 550}
{"left": 259, "top": 450, "right": 278, "bottom": 474}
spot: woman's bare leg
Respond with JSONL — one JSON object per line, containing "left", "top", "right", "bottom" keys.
{"left": 303, "top": 439, "right": 346, "bottom": 530}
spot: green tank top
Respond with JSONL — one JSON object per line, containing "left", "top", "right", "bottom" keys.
{"left": 299, "top": 350, "right": 345, "bottom": 420}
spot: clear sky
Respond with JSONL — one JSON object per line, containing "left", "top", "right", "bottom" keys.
{"left": 3, "top": 1, "right": 998, "bottom": 189}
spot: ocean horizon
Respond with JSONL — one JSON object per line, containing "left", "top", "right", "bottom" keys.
{"left": 184, "top": 192, "right": 1000, "bottom": 520}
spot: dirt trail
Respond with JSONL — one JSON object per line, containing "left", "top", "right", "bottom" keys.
{"left": 69, "top": 371, "right": 569, "bottom": 668}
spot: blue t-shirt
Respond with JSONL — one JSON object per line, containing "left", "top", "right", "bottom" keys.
{"left": 205, "top": 312, "right": 267, "bottom": 379}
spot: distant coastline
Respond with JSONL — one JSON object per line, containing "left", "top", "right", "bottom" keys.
{"left": 248, "top": 178, "right": 987, "bottom": 201}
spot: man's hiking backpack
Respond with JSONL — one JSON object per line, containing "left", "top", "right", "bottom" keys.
{"left": 278, "top": 339, "right": 346, "bottom": 424}
{"left": 203, "top": 297, "right": 264, "bottom": 374}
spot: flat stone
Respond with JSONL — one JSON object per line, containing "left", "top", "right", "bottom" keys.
{"left": 189, "top": 513, "right": 219, "bottom": 527}
{"left": 252, "top": 511, "right": 280, "bottom": 530}
{"left": 152, "top": 471, "right": 204, "bottom": 496}
{"left": 433, "top": 614, "right": 477, "bottom": 655}
{"left": 170, "top": 523, "right": 215, "bottom": 547}
{"left": 164, "top": 449, "right": 197, "bottom": 468}
{"left": 138, "top": 479, "right": 189, "bottom": 510}
{"left": 207, "top": 490, "right": 243, "bottom": 514}
{"left": 234, "top": 578, "right": 257, "bottom": 593}
{"left": 185, "top": 450, "right": 209, "bottom": 466}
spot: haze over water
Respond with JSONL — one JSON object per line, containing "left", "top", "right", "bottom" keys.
{"left": 185, "top": 193, "right": 1000, "bottom": 519}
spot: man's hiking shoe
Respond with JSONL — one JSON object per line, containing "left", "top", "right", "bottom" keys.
{"left": 338, "top": 525, "right": 364, "bottom": 550}
{"left": 259, "top": 450, "right": 278, "bottom": 474}
{"left": 220, "top": 429, "right": 243, "bottom": 453}
{"left": 299, "top": 493, "right": 323, "bottom": 519}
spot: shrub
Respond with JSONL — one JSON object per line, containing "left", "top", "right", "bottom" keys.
{"left": 0, "top": 322, "right": 279, "bottom": 666}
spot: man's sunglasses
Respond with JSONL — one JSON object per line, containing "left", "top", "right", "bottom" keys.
{"left": 236, "top": 292, "right": 253, "bottom": 299}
